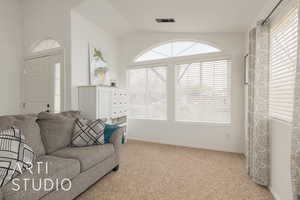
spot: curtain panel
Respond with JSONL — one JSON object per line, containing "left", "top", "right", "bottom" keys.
{"left": 246, "top": 22, "right": 270, "bottom": 186}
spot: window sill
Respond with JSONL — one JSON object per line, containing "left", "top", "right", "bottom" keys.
{"left": 175, "top": 120, "right": 231, "bottom": 126}
{"left": 270, "top": 117, "right": 292, "bottom": 126}
{"left": 128, "top": 118, "right": 231, "bottom": 126}
{"left": 128, "top": 118, "right": 167, "bottom": 121}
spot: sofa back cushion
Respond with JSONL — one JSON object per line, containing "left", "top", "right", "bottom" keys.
{"left": 0, "top": 114, "right": 46, "bottom": 156}
{"left": 60, "top": 111, "right": 81, "bottom": 118}
{"left": 37, "top": 111, "right": 80, "bottom": 154}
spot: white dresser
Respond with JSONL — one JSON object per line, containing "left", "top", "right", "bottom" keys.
{"left": 78, "top": 86, "right": 128, "bottom": 123}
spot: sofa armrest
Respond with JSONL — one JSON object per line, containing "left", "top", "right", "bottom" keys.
{"left": 109, "top": 127, "right": 124, "bottom": 155}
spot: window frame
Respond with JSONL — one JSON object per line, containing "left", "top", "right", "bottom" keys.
{"left": 31, "top": 39, "right": 61, "bottom": 53}
{"left": 127, "top": 63, "right": 168, "bottom": 121}
{"left": 127, "top": 49, "right": 232, "bottom": 124}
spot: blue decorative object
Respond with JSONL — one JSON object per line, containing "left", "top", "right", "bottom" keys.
{"left": 104, "top": 124, "right": 122, "bottom": 144}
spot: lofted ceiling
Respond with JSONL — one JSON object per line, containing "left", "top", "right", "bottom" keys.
{"left": 75, "top": 0, "right": 270, "bottom": 36}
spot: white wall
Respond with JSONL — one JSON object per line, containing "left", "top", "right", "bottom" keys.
{"left": 22, "top": 0, "right": 121, "bottom": 111}
{"left": 269, "top": 119, "right": 293, "bottom": 200}
{"left": 70, "top": 10, "right": 120, "bottom": 109}
{"left": 245, "top": 0, "right": 297, "bottom": 199}
{"left": 120, "top": 32, "right": 245, "bottom": 153}
{"left": 0, "top": 0, "right": 23, "bottom": 115}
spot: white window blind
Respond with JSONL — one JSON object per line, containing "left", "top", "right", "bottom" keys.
{"left": 269, "top": 7, "right": 298, "bottom": 122}
{"left": 175, "top": 59, "right": 231, "bottom": 123}
{"left": 127, "top": 66, "right": 167, "bottom": 120}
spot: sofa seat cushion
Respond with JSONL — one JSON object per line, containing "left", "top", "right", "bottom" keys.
{"left": 52, "top": 144, "right": 115, "bottom": 172}
{"left": 2, "top": 155, "right": 80, "bottom": 200}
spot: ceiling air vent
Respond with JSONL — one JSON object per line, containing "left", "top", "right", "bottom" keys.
{"left": 155, "top": 18, "right": 175, "bottom": 23}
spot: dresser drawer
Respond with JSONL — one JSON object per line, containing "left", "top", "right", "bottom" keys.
{"left": 111, "top": 89, "right": 128, "bottom": 107}
{"left": 112, "top": 106, "right": 128, "bottom": 118}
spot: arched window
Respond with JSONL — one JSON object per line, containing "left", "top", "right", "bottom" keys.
{"left": 32, "top": 39, "right": 61, "bottom": 53}
{"left": 128, "top": 40, "right": 230, "bottom": 123}
{"left": 135, "top": 41, "right": 221, "bottom": 62}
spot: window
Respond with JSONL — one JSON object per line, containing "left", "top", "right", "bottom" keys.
{"left": 135, "top": 41, "right": 220, "bottom": 62}
{"left": 32, "top": 39, "right": 61, "bottom": 53}
{"left": 128, "top": 66, "right": 167, "bottom": 120}
{"left": 175, "top": 60, "right": 231, "bottom": 123}
{"left": 269, "top": 7, "right": 298, "bottom": 122}
{"left": 128, "top": 40, "right": 229, "bottom": 123}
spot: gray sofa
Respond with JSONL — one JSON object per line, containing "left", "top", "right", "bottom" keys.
{"left": 0, "top": 111, "right": 122, "bottom": 200}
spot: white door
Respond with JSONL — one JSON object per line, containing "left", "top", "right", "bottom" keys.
{"left": 22, "top": 54, "right": 64, "bottom": 114}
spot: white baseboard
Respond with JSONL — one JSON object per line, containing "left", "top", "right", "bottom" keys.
{"left": 269, "top": 187, "right": 280, "bottom": 200}
{"left": 127, "top": 136, "right": 242, "bottom": 153}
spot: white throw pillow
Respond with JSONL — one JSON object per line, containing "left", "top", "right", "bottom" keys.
{"left": 0, "top": 127, "right": 34, "bottom": 187}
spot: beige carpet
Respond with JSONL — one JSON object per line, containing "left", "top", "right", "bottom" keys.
{"left": 77, "top": 140, "right": 272, "bottom": 200}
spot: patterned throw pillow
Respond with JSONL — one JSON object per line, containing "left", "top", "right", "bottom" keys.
{"left": 0, "top": 127, "right": 34, "bottom": 187}
{"left": 72, "top": 119, "right": 105, "bottom": 147}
